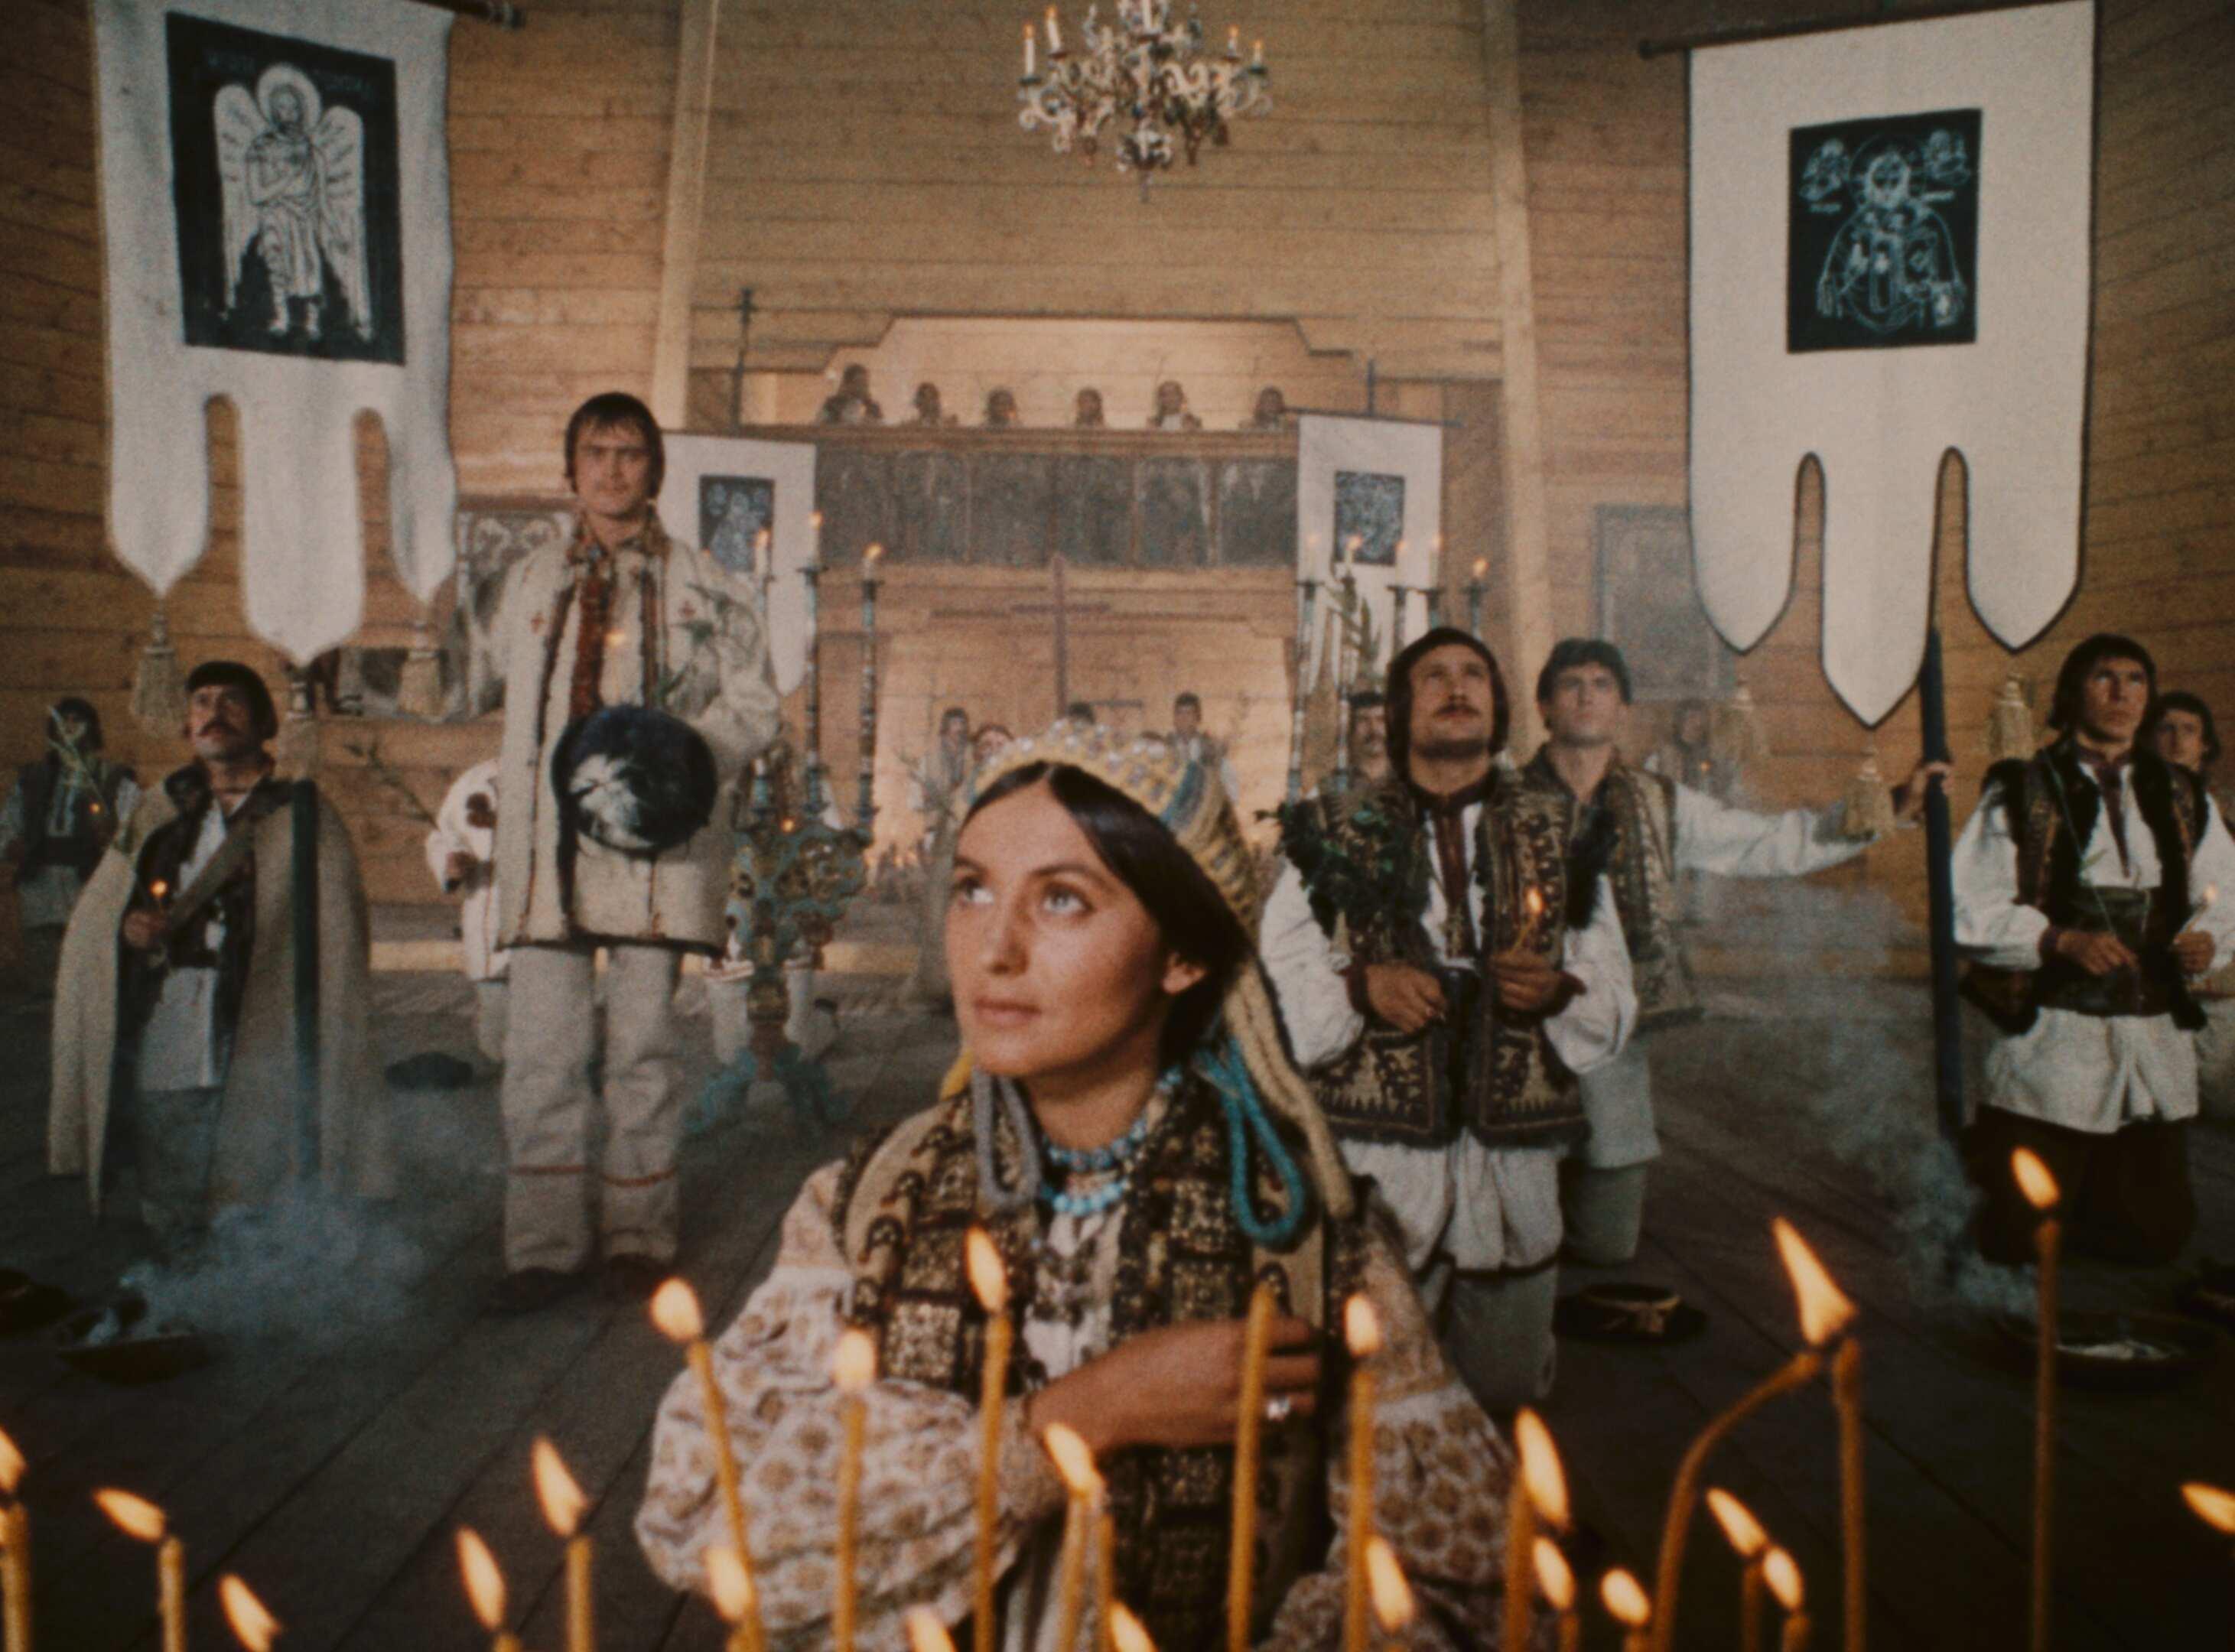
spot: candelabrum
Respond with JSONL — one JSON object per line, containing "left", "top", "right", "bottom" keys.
{"left": 693, "top": 745, "right": 869, "bottom": 1133}
{"left": 1017, "top": 0, "right": 1270, "bottom": 180}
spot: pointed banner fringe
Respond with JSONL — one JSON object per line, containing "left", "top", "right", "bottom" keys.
{"left": 132, "top": 606, "right": 187, "bottom": 734}
{"left": 397, "top": 616, "right": 444, "bottom": 720}
{"left": 1709, "top": 682, "right": 1767, "bottom": 769}
{"left": 1840, "top": 746, "right": 1898, "bottom": 841}
{"left": 1986, "top": 675, "right": 2036, "bottom": 763}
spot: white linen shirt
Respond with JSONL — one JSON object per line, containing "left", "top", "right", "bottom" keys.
{"left": 1953, "top": 766, "right": 2235, "bottom": 1133}
{"left": 1260, "top": 796, "right": 1636, "bottom": 1273}
{"left": 135, "top": 805, "right": 231, "bottom": 1092}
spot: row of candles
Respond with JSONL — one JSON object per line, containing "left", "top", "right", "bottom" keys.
{"left": 3, "top": 1168, "right": 2233, "bottom": 1648}
{"left": 1284, "top": 533, "right": 1495, "bottom": 803}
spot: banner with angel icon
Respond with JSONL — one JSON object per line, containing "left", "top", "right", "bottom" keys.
{"left": 95, "top": 0, "right": 456, "bottom": 662}
{"left": 1687, "top": 2, "right": 2094, "bottom": 726}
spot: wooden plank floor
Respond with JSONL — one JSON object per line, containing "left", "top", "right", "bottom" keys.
{"left": 3, "top": 974, "right": 2232, "bottom": 1649}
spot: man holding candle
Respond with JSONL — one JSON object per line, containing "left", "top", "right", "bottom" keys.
{"left": 1261, "top": 627, "right": 1638, "bottom": 1411}
{"left": 1518, "top": 639, "right": 1944, "bottom": 1271}
{"left": 480, "top": 392, "right": 780, "bottom": 1312}
{"left": 49, "top": 662, "right": 389, "bottom": 1233}
{"left": 1956, "top": 633, "right": 2235, "bottom": 1265}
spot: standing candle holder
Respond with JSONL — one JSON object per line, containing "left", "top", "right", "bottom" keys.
{"left": 858, "top": 547, "right": 884, "bottom": 833}
{"left": 1285, "top": 575, "right": 1319, "bottom": 804}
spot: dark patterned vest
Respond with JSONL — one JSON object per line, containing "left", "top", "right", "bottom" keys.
{"left": 1275, "top": 771, "right": 1596, "bottom": 1150}
{"left": 829, "top": 1076, "right": 1368, "bottom": 1652}
{"left": 1983, "top": 742, "right": 2206, "bottom": 1026}
{"left": 1518, "top": 748, "right": 1699, "bottom": 1030}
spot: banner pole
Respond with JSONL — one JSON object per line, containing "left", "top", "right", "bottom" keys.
{"left": 1918, "top": 626, "right": 1965, "bottom": 1143}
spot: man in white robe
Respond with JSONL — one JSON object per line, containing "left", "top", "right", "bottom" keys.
{"left": 1955, "top": 633, "right": 2235, "bottom": 1264}
{"left": 1261, "top": 628, "right": 1635, "bottom": 1411}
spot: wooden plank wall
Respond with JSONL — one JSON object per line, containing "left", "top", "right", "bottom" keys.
{"left": 1516, "top": 0, "right": 2235, "bottom": 957}
{"left": 690, "top": 0, "right": 1508, "bottom": 384}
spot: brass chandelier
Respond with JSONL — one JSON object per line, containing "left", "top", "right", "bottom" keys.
{"left": 1017, "top": 0, "right": 1272, "bottom": 180}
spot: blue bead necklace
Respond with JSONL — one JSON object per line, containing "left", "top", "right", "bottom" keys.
{"left": 1036, "top": 1074, "right": 1171, "bottom": 1219}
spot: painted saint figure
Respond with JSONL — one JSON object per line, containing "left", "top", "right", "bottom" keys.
{"left": 216, "top": 67, "right": 370, "bottom": 340}
{"left": 1811, "top": 135, "right": 1968, "bottom": 335}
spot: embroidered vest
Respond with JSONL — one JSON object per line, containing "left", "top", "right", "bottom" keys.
{"left": 1985, "top": 743, "right": 2205, "bottom": 1026}
{"left": 1276, "top": 773, "right": 1590, "bottom": 1150}
{"left": 830, "top": 1077, "right": 1365, "bottom": 1652}
{"left": 1518, "top": 749, "right": 1699, "bottom": 1030}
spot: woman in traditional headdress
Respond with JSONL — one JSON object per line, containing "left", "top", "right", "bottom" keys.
{"left": 638, "top": 724, "right": 1524, "bottom": 1649}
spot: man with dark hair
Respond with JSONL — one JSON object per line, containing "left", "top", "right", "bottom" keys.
{"left": 48, "top": 662, "right": 387, "bottom": 1234}
{"left": 1169, "top": 691, "right": 1240, "bottom": 801}
{"left": 1261, "top": 627, "right": 1637, "bottom": 1410}
{"left": 2147, "top": 689, "right": 2235, "bottom": 1114}
{"left": 1519, "top": 638, "right": 1944, "bottom": 1269}
{"left": 3, "top": 698, "right": 138, "bottom": 995}
{"left": 816, "top": 364, "right": 883, "bottom": 425}
{"left": 480, "top": 391, "right": 780, "bottom": 1312}
{"left": 1956, "top": 633, "right": 2235, "bottom": 1264}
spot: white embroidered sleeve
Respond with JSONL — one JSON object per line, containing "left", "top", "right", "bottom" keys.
{"left": 1259, "top": 855, "right": 1365, "bottom": 1068}
{"left": 1672, "top": 783, "right": 1868, "bottom": 878}
{"left": 1543, "top": 874, "right": 1635, "bottom": 1078}
{"left": 1261, "top": 1223, "right": 1522, "bottom": 1650}
{"left": 636, "top": 1163, "right": 1067, "bottom": 1644}
{"left": 1952, "top": 780, "right": 2051, "bottom": 967}
{"left": 2188, "top": 793, "right": 2235, "bottom": 971}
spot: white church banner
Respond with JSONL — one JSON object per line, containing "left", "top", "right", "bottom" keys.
{"left": 662, "top": 434, "right": 819, "bottom": 695}
{"left": 1296, "top": 415, "right": 1443, "bottom": 691}
{"left": 95, "top": 0, "right": 457, "bottom": 662}
{"left": 1688, "top": 1, "right": 2095, "bottom": 724}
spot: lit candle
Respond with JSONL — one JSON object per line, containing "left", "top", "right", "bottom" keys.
{"left": 457, "top": 1528, "right": 522, "bottom": 1652}
{"left": 1251, "top": 37, "right": 1264, "bottom": 70}
{"left": 1110, "top": 1605, "right": 1155, "bottom": 1652}
{"left": 532, "top": 1438, "right": 594, "bottom": 1652}
{"left": 1342, "top": 1295, "right": 1381, "bottom": 1652}
{"left": 906, "top": 1605, "right": 957, "bottom": 1652}
{"left": 1533, "top": 1538, "right": 1579, "bottom": 1652}
{"left": 859, "top": 544, "right": 884, "bottom": 831}
{"left": 1096, "top": 1504, "right": 1118, "bottom": 1652}
{"left": 95, "top": 1490, "right": 184, "bottom": 1652}
{"left": 2185, "top": 884, "right": 2219, "bottom": 935}
{"left": 1648, "top": 1219, "right": 1852, "bottom": 1652}
{"left": 1467, "top": 558, "right": 1488, "bottom": 639}
{"left": 1364, "top": 1536, "right": 1413, "bottom": 1650}
{"left": 1023, "top": 23, "right": 1036, "bottom": 76}
{"left": 1773, "top": 1219, "right": 1866, "bottom": 1652}
{"left": 1508, "top": 1409, "right": 1567, "bottom": 1652}
{"left": 1762, "top": 1548, "right": 1809, "bottom": 1652}
{"left": 1226, "top": 1281, "right": 1276, "bottom": 1650}
{"left": 1044, "top": 1425, "right": 1102, "bottom": 1652}
{"left": 1601, "top": 1567, "right": 1652, "bottom": 1652}
{"left": 218, "top": 1575, "right": 278, "bottom": 1650}
{"left": 652, "top": 1280, "right": 761, "bottom": 1651}
{"left": 2012, "top": 1148, "right": 2060, "bottom": 1652}
{"left": 966, "top": 1229, "right": 1012, "bottom": 1652}
{"left": 1705, "top": 1488, "right": 1769, "bottom": 1652}
{"left": 1046, "top": 5, "right": 1062, "bottom": 52}
{"left": 708, "top": 1546, "right": 761, "bottom": 1652}
{"left": 1515, "top": 884, "right": 1547, "bottom": 954}
{"left": 1, "top": 1426, "right": 28, "bottom": 1652}
{"left": 833, "top": 1328, "right": 877, "bottom": 1652}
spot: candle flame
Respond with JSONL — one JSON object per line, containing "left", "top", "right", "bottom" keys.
{"left": 834, "top": 1326, "right": 877, "bottom": 1394}
{"left": 812, "top": 511, "right": 825, "bottom": 529}
{"left": 1599, "top": 1567, "right": 1651, "bottom": 1628}
{"left": 2010, "top": 1147, "right": 2060, "bottom": 1212}
{"left": 456, "top": 1527, "right": 507, "bottom": 1630}
{"left": 0, "top": 1424, "right": 22, "bottom": 1494}
{"left": 865, "top": 543, "right": 887, "bottom": 567}
{"left": 94, "top": 1488, "right": 166, "bottom": 1543}
{"left": 1523, "top": 886, "right": 1544, "bottom": 921}
{"left": 1771, "top": 1218, "right": 1856, "bottom": 1347}
{"left": 1472, "top": 558, "right": 1488, "bottom": 580}
{"left": 1514, "top": 1409, "right": 1568, "bottom": 1530}
{"left": 531, "top": 1437, "right": 588, "bottom": 1538}
{"left": 2204, "top": 886, "right": 2219, "bottom": 910}
{"left": 706, "top": 1544, "right": 756, "bottom": 1624}
{"left": 965, "top": 1227, "right": 1008, "bottom": 1313}
{"left": 1704, "top": 1487, "right": 1767, "bottom": 1559}
{"left": 1762, "top": 1547, "right": 1803, "bottom": 1612}
{"left": 905, "top": 1605, "right": 956, "bottom": 1652}
{"left": 1110, "top": 1605, "right": 1156, "bottom": 1652}
{"left": 1365, "top": 1536, "right": 1415, "bottom": 1631}
{"left": 1344, "top": 1293, "right": 1381, "bottom": 1359}
{"left": 2184, "top": 1482, "right": 2235, "bottom": 1534}
{"left": 220, "top": 1574, "right": 280, "bottom": 1650}
{"left": 1531, "top": 1537, "right": 1573, "bottom": 1612}
{"left": 1043, "top": 1423, "right": 1101, "bottom": 1498}
{"left": 150, "top": 880, "right": 169, "bottom": 900}
{"left": 649, "top": 1276, "right": 704, "bottom": 1343}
